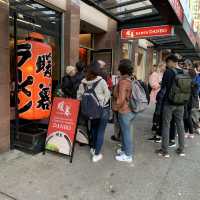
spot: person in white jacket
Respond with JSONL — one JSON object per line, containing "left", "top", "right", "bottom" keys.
{"left": 77, "top": 61, "right": 110, "bottom": 162}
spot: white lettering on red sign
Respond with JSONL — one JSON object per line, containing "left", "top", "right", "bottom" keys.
{"left": 121, "top": 25, "right": 174, "bottom": 39}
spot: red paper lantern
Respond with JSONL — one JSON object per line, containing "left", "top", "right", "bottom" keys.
{"left": 17, "top": 34, "right": 52, "bottom": 120}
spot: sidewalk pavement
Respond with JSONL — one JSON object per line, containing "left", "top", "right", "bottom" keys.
{"left": 0, "top": 108, "right": 200, "bottom": 200}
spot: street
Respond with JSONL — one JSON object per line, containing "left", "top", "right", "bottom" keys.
{"left": 0, "top": 107, "right": 200, "bottom": 200}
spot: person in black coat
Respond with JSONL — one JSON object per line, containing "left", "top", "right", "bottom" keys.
{"left": 184, "top": 68, "right": 199, "bottom": 138}
{"left": 62, "top": 61, "right": 85, "bottom": 99}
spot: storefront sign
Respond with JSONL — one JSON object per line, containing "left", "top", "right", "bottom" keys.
{"left": 168, "top": 0, "right": 184, "bottom": 23}
{"left": 46, "top": 98, "right": 80, "bottom": 162}
{"left": 121, "top": 25, "right": 174, "bottom": 39}
{"left": 17, "top": 34, "right": 52, "bottom": 120}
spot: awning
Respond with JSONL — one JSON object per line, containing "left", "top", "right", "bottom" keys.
{"left": 82, "top": 0, "right": 160, "bottom": 23}
{"left": 82, "top": 0, "right": 200, "bottom": 60}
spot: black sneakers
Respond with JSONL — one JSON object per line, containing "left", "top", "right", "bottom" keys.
{"left": 156, "top": 149, "right": 170, "bottom": 158}
{"left": 111, "top": 135, "right": 120, "bottom": 142}
{"left": 176, "top": 148, "right": 186, "bottom": 157}
{"left": 169, "top": 141, "right": 176, "bottom": 148}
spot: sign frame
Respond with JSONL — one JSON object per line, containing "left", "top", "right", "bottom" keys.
{"left": 44, "top": 97, "right": 80, "bottom": 163}
{"left": 121, "top": 25, "right": 175, "bottom": 40}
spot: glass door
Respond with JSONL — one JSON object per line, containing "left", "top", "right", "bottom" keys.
{"left": 91, "top": 49, "right": 113, "bottom": 75}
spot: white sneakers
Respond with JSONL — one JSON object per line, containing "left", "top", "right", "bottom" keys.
{"left": 90, "top": 148, "right": 103, "bottom": 162}
{"left": 90, "top": 148, "right": 133, "bottom": 163}
{"left": 116, "top": 148, "right": 124, "bottom": 155}
{"left": 92, "top": 154, "right": 103, "bottom": 163}
{"left": 115, "top": 154, "right": 133, "bottom": 163}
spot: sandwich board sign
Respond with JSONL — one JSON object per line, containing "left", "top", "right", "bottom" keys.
{"left": 46, "top": 97, "right": 80, "bottom": 163}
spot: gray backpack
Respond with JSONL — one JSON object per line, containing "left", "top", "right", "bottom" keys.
{"left": 129, "top": 80, "right": 149, "bottom": 113}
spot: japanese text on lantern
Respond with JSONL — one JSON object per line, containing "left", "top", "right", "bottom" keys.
{"left": 17, "top": 40, "right": 52, "bottom": 120}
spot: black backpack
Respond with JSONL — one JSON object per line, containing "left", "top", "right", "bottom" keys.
{"left": 81, "top": 79, "right": 103, "bottom": 119}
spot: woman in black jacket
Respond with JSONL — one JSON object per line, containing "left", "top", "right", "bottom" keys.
{"left": 62, "top": 62, "right": 85, "bottom": 99}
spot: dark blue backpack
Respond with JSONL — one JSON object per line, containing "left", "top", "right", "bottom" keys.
{"left": 81, "top": 79, "right": 103, "bottom": 119}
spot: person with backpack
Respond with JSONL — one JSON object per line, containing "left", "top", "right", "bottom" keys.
{"left": 77, "top": 61, "right": 110, "bottom": 162}
{"left": 192, "top": 63, "right": 200, "bottom": 134}
{"left": 156, "top": 54, "right": 192, "bottom": 158}
{"left": 184, "top": 68, "right": 200, "bottom": 139}
{"left": 113, "top": 59, "right": 137, "bottom": 163}
{"left": 150, "top": 64, "right": 176, "bottom": 147}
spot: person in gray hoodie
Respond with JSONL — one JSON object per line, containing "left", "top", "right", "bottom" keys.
{"left": 77, "top": 61, "right": 110, "bottom": 162}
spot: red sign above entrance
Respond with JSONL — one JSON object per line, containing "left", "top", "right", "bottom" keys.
{"left": 168, "top": 0, "right": 184, "bottom": 23}
{"left": 121, "top": 25, "right": 174, "bottom": 39}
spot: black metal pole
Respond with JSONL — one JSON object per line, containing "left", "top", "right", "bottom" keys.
{"left": 13, "top": 12, "right": 19, "bottom": 149}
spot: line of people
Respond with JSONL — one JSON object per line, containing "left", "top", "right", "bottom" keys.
{"left": 150, "top": 55, "right": 200, "bottom": 158}
{"left": 61, "top": 54, "right": 200, "bottom": 163}
{"left": 62, "top": 59, "right": 139, "bottom": 163}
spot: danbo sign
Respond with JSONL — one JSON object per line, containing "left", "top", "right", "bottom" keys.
{"left": 121, "top": 25, "right": 174, "bottom": 40}
{"left": 46, "top": 97, "right": 80, "bottom": 162}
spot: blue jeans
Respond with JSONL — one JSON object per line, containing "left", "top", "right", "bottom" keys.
{"left": 90, "top": 108, "right": 109, "bottom": 155}
{"left": 118, "top": 112, "right": 136, "bottom": 156}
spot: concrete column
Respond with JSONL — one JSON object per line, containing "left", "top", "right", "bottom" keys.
{"left": 146, "top": 48, "right": 154, "bottom": 80}
{"left": 0, "top": 0, "right": 10, "bottom": 152}
{"left": 62, "top": 0, "right": 80, "bottom": 77}
{"left": 158, "top": 49, "right": 163, "bottom": 63}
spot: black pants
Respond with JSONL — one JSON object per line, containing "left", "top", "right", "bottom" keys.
{"left": 161, "top": 105, "right": 185, "bottom": 153}
{"left": 184, "top": 109, "right": 193, "bottom": 134}
{"left": 153, "top": 102, "right": 176, "bottom": 141}
{"left": 157, "top": 114, "right": 176, "bottom": 141}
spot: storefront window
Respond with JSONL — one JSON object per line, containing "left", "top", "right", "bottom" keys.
{"left": 10, "top": 0, "right": 62, "bottom": 96}
{"left": 122, "top": 42, "right": 132, "bottom": 59}
{"left": 9, "top": 0, "right": 62, "bottom": 151}
{"left": 135, "top": 47, "right": 147, "bottom": 81}
{"left": 79, "top": 34, "right": 92, "bottom": 65}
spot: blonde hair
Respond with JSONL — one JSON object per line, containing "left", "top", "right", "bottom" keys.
{"left": 65, "top": 66, "right": 76, "bottom": 75}
{"left": 158, "top": 61, "right": 166, "bottom": 68}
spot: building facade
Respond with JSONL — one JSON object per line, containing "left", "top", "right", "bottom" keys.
{"left": 0, "top": 0, "right": 120, "bottom": 153}
{"left": 0, "top": 0, "right": 199, "bottom": 154}
{"left": 190, "top": 0, "right": 200, "bottom": 33}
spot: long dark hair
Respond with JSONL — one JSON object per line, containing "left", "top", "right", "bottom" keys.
{"left": 118, "top": 59, "right": 133, "bottom": 76}
{"left": 86, "top": 61, "right": 101, "bottom": 81}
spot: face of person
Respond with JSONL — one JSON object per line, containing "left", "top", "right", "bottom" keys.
{"left": 167, "top": 60, "right": 177, "bottom": 68}
{"left": 159, "top": 64, "right": 166, "bottom": 72}
{"left": 69, "top": 70, "right": 76, "bottom": 77}
{"left": 98, "top": 60, "right": 106, "bottom": 69}
{"left": 66, "top": 67, "right": 76, "bottom": 77}
{"left": 153, "top": 67, "right": 157, "bottom": 72}
{"left": 183, "top": 64, "right": 189, "bottom": 70}
{"left": 179, "top": 63, "right": 184, "bottom": 69}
